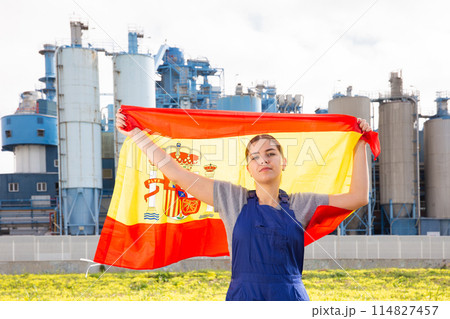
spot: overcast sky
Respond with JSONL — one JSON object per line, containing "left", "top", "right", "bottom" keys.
{"left": 1, "top": 0, "right": 449, "bottom": 173}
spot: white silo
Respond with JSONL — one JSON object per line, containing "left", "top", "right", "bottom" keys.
{"left": 424, "top": 96, "right": 450, "bottom": 222}
{"left": 113, "top": 30, "right": 156, "bottom": 171}
{"left": 378, "top": 72, "right": 418, "bottom": 230}
{"left": 328, "top": 90, "right": 373, "bottom": 234}
{"left": 56, "top": 39, "right": 102, "bottom": 234}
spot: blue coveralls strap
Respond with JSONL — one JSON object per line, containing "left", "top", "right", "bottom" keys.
{"left": 226, "top": 189, "right": 309, "bottom": 301}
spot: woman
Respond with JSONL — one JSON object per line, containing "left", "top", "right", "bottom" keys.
{"left": 116, "top": 109, "right": 372, "bottom": 301}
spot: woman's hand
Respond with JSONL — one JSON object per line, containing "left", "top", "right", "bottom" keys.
{"left": 116, "top": 108, "right": 139, "bottom": 137}
{"left": 357, "top": 118, "right": 372, "bottom": 133}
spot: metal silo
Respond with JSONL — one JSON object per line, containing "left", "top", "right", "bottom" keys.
{"left": 424, "top": 95, "right": 450, "bottom": 222}
{"left": 217, "top": 83, "right": 262, "bottom": 112}
{"left": 378, "top": 72, "right": 418, "bottom": 233}
{"left": 113, "top": 30, "right": 156, "bottom": 171}
{"left": 328, "top": 92, "right": 371, "bottom": 122}
{"left": 56, "top": 44, "right": 102, "bottom": 235}
{"left": 328, "top": 91, "right": 373, "bottom": 234}
{"left": 217, "top": 95, "right": 262, "bottom": 112}
{"left": 328, "top": 93, "right": 371, "bottom": 184}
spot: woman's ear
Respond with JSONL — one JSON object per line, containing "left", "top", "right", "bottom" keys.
{"left": 282, "top": 157, "right": 287, "bottom": 171}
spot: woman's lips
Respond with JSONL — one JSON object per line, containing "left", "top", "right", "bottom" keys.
{"left": 259, "top": 167, "right": 271, "bottom": 172}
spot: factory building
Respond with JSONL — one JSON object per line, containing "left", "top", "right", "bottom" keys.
{"left": 0, "top": 20, "right": 449, "bottom": 238}
{"left": 0, "top": 44, "right": 59, "bottom": 235}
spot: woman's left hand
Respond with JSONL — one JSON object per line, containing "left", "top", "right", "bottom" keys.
{"left": 357, "top": 118, "right": 372, "bottom": 132}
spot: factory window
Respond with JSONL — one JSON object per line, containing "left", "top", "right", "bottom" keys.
{"left": 37, "top": 182, "right": 47, "bottom": 192}
{"left": 103, "top": 169, "right": 113, "bottom": 179}
{"left": 5, "top": 130, "right": 12, "bottom": 138}
{"left": 54, "top": 159, "right": 58, "bottom": 167}
{"left": 8, "top": 183, "right": 19, "bottom": 192}
{"left": 37, "top": 129, "right": 45, "bottom": 137}
{"left": 37, "top": 117, "right": 43, "bottom": 124}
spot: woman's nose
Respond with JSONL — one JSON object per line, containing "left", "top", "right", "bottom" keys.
{"left": 259, "top": 156, "right": 268, "bottom": 164}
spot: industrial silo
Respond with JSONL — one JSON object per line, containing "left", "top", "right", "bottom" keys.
{"left": 423, "top": 95, "right": 450, "bottom": 234}
{"left": 328, "top": 90, "right": 373, "bottom": 234}
{"left": 113, "top": 30, "right": 156, "bottom": 171}
{"left": 217, "top": 95, "right": 262, "bottom": 112}
{"left": 56, "top": 22, "right": 102, "bottom": 235}
{"left": 378, "top": 72, "right": 418, "bottom": 234}
{"left": 217, "top": 83, "right": 262, "bottom": 112}
{"left": 328, "top": 92, "right": 371, "bottom": 185}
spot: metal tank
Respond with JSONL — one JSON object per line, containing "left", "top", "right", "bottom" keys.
{"left": 216, "top": 83, "right": 262, "bottom": 112}
{"left": 328, "top": 92, "right": 371, "bottom": 122}
{"left": 56, "top": 46, "right": 102, "bottom": 235}
{"left": 217, "top": 95, "right": 262, "bottom": 112}
{"left": 424, "top": 98, "right": 450, "bottom": 220}
{"left": 112, "top": 31, "right": 156, "bottom": 171}
{"left": 328, "top": 93, "right": 372, "bottom": 180}
{"left": 378, "top": 75, "right": 417, "bottom": 222}
{"left": 328, "top": 92, "right": 373, "bottom": 234}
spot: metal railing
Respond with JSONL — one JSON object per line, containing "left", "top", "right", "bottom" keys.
{"left": 0, "top": 198, "right": 59, "bottom": 235}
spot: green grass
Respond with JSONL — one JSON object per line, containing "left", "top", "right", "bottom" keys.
{"left": 0, "top": 268, "right": 448, "bottom": 301}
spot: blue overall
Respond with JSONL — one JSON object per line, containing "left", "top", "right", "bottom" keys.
{"left": 225, "top": 190, "right": 309, "bottom": 301}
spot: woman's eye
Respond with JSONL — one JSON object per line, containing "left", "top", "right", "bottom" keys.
{"left": 267, "top": 152, "right": 276, "bottom": 157}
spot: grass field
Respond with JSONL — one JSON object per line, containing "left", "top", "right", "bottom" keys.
{"left": 0, "top": 268, "right": 448, "bottom": 301}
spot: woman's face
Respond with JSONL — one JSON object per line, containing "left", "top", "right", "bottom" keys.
{"left": 246, "top": 138, "right": 286, "bottom": 185}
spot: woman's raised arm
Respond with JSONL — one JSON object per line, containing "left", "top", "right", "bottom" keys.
{"left": 328, "top": 118, "right": 371, "bottom": 210}
{"left": 116, "top": 109, "right": 215, "bottom": 206}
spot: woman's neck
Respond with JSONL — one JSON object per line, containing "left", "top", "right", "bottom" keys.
{"left": 255, "top": 183, "right": 280, "bottom": 208}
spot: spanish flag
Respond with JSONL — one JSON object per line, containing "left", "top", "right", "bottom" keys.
{"left": 94, "top": 106, "right": 380, "bottom": 270}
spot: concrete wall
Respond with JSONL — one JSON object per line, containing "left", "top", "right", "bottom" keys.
{"left": 0, "top": 235, "right": 448, "bottom": 274}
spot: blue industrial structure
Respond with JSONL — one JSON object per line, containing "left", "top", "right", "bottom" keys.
{"left": 0, "top": 22, "right": 114, "bottom": 235}
{"left": 276, "top": 93, "right": 303, "bottom": 113}
{"left": 217, "top": 82, "right": 303, "bottom": 113}
{"left": 38, "top": 44, "right": 57, "bottom": 103}
{"left": 1, "top": 114, "right": 58, "bottom": 150}
{"left": 128, "top": 30, "right": 143, "bottom": 55}
{"left": 217, "top": 95, "right": 262, "bottom": 112}
{"left": 156, "top": 47, "right": 223, "bottom": 109}
{"left": 0, "top": 44, "right": 59, "bottom": 235}
{"left": 435, "top": 95, "right": 449, "bottom": 117}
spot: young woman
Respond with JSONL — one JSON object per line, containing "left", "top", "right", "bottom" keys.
{"left": 116, "top": 109, "right": 372, "bottom": 301}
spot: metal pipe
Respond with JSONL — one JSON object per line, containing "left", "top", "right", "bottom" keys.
{"left": 389, "top": 199, "right": 393, "bottom": 234}
{"left": 407, "top": 96, "right": 421, "bottom": 235}
{"left": 55, "top": 45, "right": 65, "bottom": 235}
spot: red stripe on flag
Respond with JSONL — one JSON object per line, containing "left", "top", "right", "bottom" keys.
{"left": 94, "top": 216, "right": 230, "bottom": 270}
{"left": 304, "top": 205, "right": 353, "bottom": 246}
{"left": 120, "top": 105, "right": 380, "bottom": 160}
